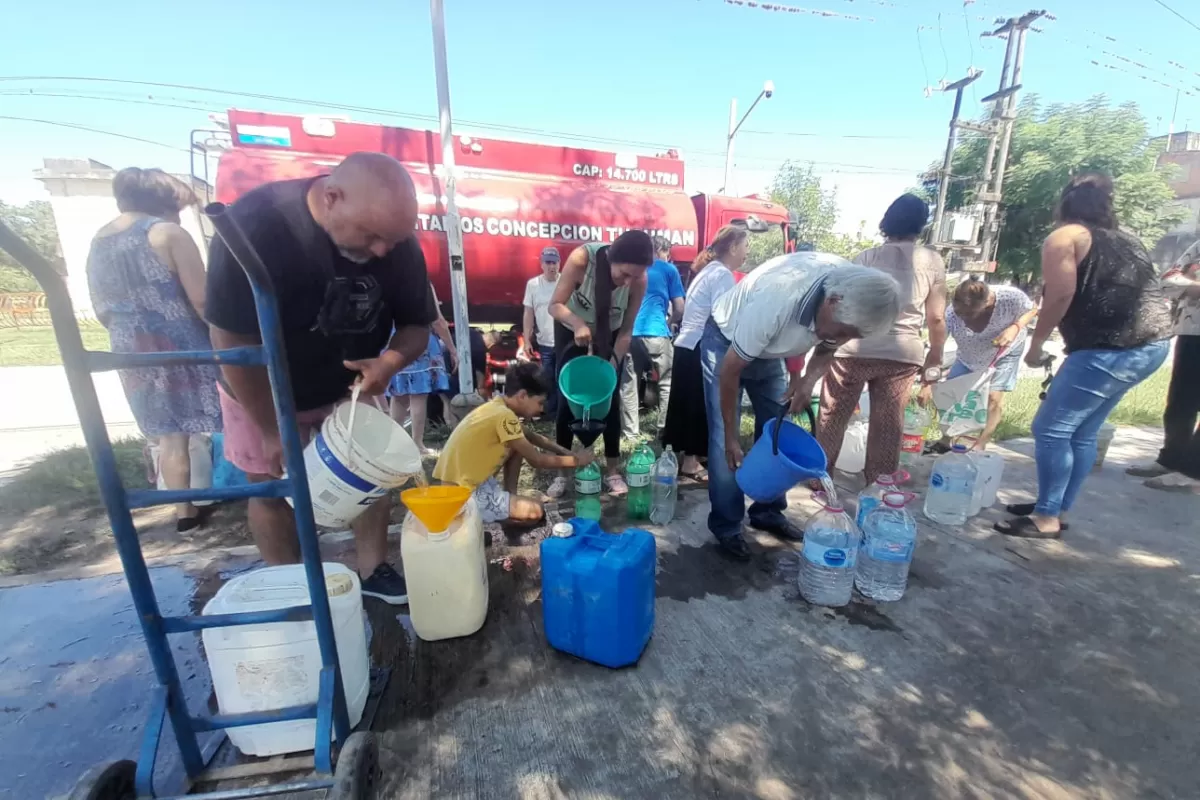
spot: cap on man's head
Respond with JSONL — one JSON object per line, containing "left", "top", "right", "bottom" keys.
{"left": 540, "top": 247, "right": 561, "bottom": 264}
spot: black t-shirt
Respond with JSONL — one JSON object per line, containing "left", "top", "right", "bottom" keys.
{"left": 205, "top": 178, "right": 436, "bottom": 410}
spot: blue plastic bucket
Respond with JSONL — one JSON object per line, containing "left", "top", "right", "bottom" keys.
{"left": 559, "top": 355, "right": 617, "bottom": 420}
{"left": 737, "top": 410, "right": 828, "bottom": 502}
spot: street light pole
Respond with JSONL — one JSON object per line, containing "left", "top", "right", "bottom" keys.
{"left": 430, "top": 0, "right": 474, "bottom": 397}
{"left": 720, "top": 80, "right": 774, "bottom": 195}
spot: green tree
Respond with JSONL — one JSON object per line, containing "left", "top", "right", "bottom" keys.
{"left": 925, "top": 95, "right": 1184, "bottom": 282}
{"left": 745, "top": 161, "right": 877, "bottom": 268}
{"left": 0, "top": 200, "right": 62, "bottom": 292}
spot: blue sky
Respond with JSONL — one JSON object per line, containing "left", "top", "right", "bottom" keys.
{"left": 2, "top": 0, "right": 1198, "bottom": 231}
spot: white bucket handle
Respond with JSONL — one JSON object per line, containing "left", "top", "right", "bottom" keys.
{"left": 344, "top": 382, "right": 362, "bottom": 471}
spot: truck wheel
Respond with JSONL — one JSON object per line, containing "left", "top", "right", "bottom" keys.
{"left": 67, "top": 760, "right": 137, "bottom": 800}
{"left": 329, "top": 732, "right": 379, "bottom": 799}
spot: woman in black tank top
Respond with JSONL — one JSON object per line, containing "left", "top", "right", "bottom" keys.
{"left": 996, "top": 173, "right": 1171, "bottom": 539}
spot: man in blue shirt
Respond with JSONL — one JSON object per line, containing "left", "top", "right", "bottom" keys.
{"left": 620, "top": 236, "right": 685, "bottom": 438}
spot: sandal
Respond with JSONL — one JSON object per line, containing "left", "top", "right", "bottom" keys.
{"left": 605, "top": 473, "right": 629, "bottom": 497}
{"left": 993, "top": 516, "right": 1063, "bottom": 539}
{"left": 1005, "top": 504, "right": 1069, "bottom": 531}
{"left": 681, "top": 467, "right": 709, "bottom": 483}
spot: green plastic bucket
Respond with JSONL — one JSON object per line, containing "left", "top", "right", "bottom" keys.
{"left": 558, "top": 356, "right": 617, "bottom": 421}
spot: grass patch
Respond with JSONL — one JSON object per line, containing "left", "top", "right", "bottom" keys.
{"left": 0, "top": 437, "right": 146, "bottom": 515}
{"left": 993, "top": 365, "right": 1170, "bottom": 441}
{"left": 0, "top": 325, "right": 110, "bottom": 366}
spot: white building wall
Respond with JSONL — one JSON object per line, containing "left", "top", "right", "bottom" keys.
{"left": 39, "top": 173, "right": 208, "bottom": 315}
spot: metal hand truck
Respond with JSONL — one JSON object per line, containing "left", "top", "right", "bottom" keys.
{"left": 0, "top": 203, "right": 379, "bottom": 799}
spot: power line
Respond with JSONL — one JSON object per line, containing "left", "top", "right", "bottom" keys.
{"left": 0, "top": 90, "right": 219, "bottom": 114}
{"left": 936, "top": 13, "right": 950, "bottom": 82}
{"left": 0, "top": 75, "right": 685, "bottom": 152}
{"left": 1150, "top": 0, "right": 1200, "bottom": 34}
{"left": 0, "top": 115, "right": 190, "bottom": 153}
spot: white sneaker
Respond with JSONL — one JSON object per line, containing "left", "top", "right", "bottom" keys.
{"left": 545, "top": 477, "right": 568, "bottom": 498}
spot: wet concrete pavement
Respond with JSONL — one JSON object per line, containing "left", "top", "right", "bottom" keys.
{"left": 4, "top": 424, "right": 1199, "bottom": 798}
{"left": 0, "top": 567, "right": 219, "bottom": 799}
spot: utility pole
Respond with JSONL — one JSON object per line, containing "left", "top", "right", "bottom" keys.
{"left": 720, "top": 80, "right": 774, "bottom": 195}
{"left": 931, "top": 70, "right": 984, "bottom": 246}
{"left": 973, "top": 10, "right": 1044, "bottom": 272}
{"left": 430, "top": 0, "right": 475, "bottom": 398}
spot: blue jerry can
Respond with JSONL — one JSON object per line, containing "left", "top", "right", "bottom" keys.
{"left": 540, "top": 517, "right": 656, "bottom": 668}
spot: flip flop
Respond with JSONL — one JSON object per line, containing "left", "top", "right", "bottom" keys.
{"left": 681, "top": 467, "right": 709, "bottom": 483}
{"left": 1005, "top": 503, "right": 1070, "bottom": 530}
{"left": 993, "top": 516, "right": 1063, "bottom": 539}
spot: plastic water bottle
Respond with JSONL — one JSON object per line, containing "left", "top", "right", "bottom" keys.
{"left": 798, "top": 499, "right": 860, "bottom": 607}
{"left": 923, "top": 443, "right": 978, "bottom": 526}
{"left": 855, "top": 472, "right": 898, "bottom": 530}
{"left": 649, "top": 446, "right": 679, "bottom": 524}
{"left": 900, "top": 403, "right": 930, "bottom": 465}
{"left": 856, "top": 492, "right": 917, "bottom": 601}
{"left": 625, "top": 442, "right": 655, "bottom": 520}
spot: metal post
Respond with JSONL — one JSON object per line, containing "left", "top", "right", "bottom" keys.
{"left": 722, "top": 97, "right": 737, "bottom": 195}
{"left": 430, "top": 0, "right": 474, "bottom": 396}
{"left": 931, "top": 71, "right": 982, "bottom": 245}
{"left": 989, "top": 26, "right": 1027, "bottom": 222}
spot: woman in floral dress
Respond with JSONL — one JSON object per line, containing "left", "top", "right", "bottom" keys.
{"left": 87, "top": 167, "right": 221, "bottom": 531}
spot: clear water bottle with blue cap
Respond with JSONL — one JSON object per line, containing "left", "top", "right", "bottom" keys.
{"left": 798, "top": 496, "right": 860, "bottom": 607}
{"left": 856, "top": 491, "right": 917, "bottom": 601}
{"left": 923, "top": 443, "right": 978, "bottom": 526}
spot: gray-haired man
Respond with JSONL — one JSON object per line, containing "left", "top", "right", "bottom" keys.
{"left": 699, "top": 252, "right": 901, "bottom": 560}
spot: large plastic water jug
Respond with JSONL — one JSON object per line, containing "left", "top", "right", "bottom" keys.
{"left": 201, "top": 563, "right": 370, "bottom": 757}
{"left": 836, "top": 420, "right": 868, "bottom": 474}
{"left": 540, "top": 518, "right": 656, "bottom": 668}
{"left": 400, "top": 488, "right": 488, "bottom": 642}
{"left": 855, "top": 471, "right": 899, "bottom": 530}
{"left": 973, "top": 451, "right": 1005, "bottom": 508}
{"left": 856, "top": 492, "right": 918, "bottom": 602}
{"left": 798, "top": 496, "right": 860, "bottom": 607}
{"left": 924, "top": 443, "right": 978, "bottom": 526}
{"left": 295, "top": 399, "right": 422, "bottom": 528}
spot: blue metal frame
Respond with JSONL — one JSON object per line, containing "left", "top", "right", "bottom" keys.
{"left": 0, "top": 204, "right": 351, "bottom": 798}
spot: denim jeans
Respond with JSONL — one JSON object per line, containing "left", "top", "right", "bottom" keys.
{"left": 537, "top": 345, "right": 558, "bottom": 417}
{"left": 1032, "top": 339, "right": 1169, "bottom": 516}
{"left": 699, "top": 319, "right": 790, "bottom": 540}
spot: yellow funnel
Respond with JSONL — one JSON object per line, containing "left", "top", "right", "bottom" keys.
{"left": 401, "top": 485, "right": 472, "bottom": 532}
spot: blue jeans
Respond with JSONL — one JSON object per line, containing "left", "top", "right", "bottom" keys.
{"left": 699, "top": 319, "right": 790, "bottom": 540}
{"left": 1032, "top": 339, "right": 1169, "bottom": 516}
{"left": 537, "top": 345, "right": 558, "bottom": 417}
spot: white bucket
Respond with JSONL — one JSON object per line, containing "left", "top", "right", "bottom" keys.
{"left": 1094, "top": 422, "right": 1116, "bottom": 470}
{"left": 293, "top": 399, "right": 422, "bottom": 528}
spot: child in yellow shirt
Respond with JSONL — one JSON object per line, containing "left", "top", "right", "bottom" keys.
{"left": 433, "top": 362, "right": 593, "bottom": 523}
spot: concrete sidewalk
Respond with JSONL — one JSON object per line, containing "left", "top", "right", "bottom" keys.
{"left": 4, "top": 425, "right": 1198, "bottom": 799}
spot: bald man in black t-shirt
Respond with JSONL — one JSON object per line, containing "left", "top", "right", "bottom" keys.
{"left": 206, "top": 152, "right": 434, "bottom": 604}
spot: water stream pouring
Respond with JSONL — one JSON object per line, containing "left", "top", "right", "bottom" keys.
{"left": 737, "top": 406, "right": 827, "bottom": 503}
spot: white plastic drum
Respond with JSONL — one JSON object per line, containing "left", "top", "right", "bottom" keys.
{"left": 201, "top": 563, "right": 370, "bottom": 757}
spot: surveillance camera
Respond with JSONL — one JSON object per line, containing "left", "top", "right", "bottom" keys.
{"left": 763, "top": 80, "right": 775, "bottom": 98}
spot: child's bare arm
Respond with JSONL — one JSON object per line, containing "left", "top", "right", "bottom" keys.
{"left": 524, "top": 429, "right": 572, "bottom": 456}
{"left": 508, "top": 436, "right": 593, "bottom": 470}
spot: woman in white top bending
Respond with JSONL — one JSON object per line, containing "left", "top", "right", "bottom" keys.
{"left": 661, "top": 225, "right": 748, "bottom": 479}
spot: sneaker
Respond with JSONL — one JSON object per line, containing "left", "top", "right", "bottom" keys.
{"left": 1126, "top": 461, "right": 1172, "bottom": 479}
{"left": 361, "top": 563, "right": 408, "bottom": 605}
{"left": 1144, "top": 472, "right": 1200, "bottom": 494}
{"left": 749, "top": 517, "right": 804, "bottom": 541}
{"left": 715, "top": 534, "right": 751, "bottom": 561}
{"left": 545, "top": 477, "right": 568, "bottom": 499}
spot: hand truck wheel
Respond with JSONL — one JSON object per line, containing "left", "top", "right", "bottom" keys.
{"left": 67, "top": 759, "right": 137, "bottom": 800}
{"left": 329, "top": 731, "right": 380, "bottom": 799}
